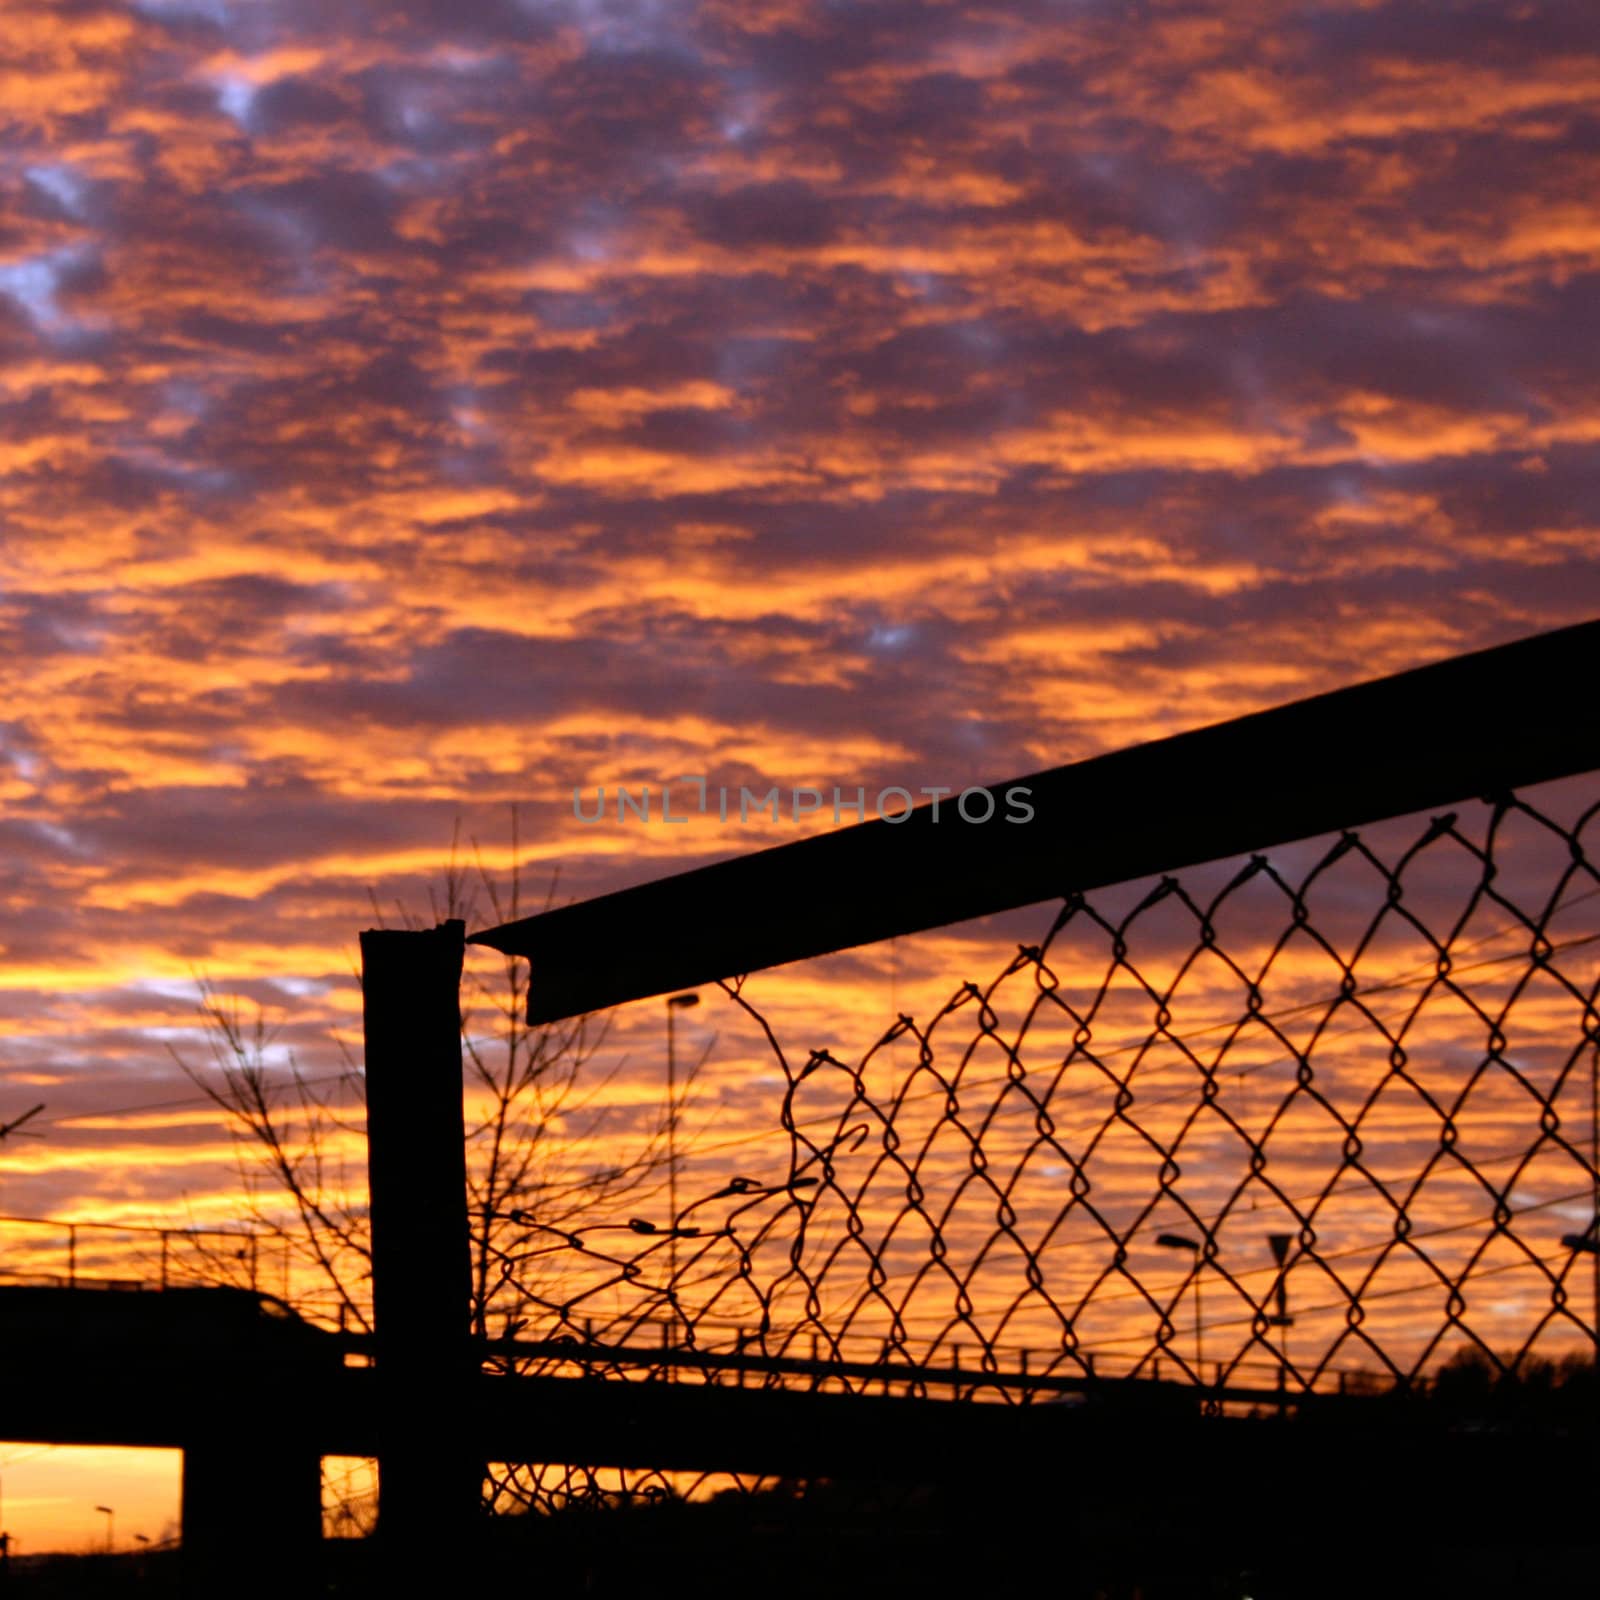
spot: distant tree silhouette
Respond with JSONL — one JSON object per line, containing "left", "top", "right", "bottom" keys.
{"left": 1426, "top": 1343, "right": 1596, "bottom": 1425}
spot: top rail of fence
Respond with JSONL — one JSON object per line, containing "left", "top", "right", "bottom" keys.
{"left": 472, "top": 619, "right": 1600, "bottom": 1023}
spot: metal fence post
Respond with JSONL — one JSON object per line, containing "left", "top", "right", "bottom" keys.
{"left": 361, "top": 919, "right": 477, "bottom": 1570}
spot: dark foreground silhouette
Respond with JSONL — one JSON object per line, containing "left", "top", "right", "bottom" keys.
{"left": 6, "top": 1483, "right": 1596, "bottom": 1600}
{"left": 8, "top": 1354, "right": 1595, "bottom": 1599}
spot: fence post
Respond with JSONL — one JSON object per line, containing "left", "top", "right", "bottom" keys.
{"left": 361, "top": 920, "right": 477, "bottom": 1572}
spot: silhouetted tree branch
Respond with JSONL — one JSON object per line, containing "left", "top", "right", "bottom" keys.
{"left": 176, "top": 810, "right": 703, "bottom": 1517}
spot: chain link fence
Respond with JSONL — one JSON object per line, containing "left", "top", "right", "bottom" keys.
{"left": 479, "top": 784, "right": 1599, "bottom": 1468}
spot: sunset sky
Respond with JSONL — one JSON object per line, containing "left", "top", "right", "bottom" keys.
{"left": 2, "top": 0, "right": 1599, "bottom": 1553}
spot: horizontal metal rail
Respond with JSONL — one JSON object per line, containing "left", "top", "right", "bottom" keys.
{"left": 472, "top": 619, "right": 1600, "bottom": 1022}
{"left": 335, "top": 1330, "right": 1397, "bottom": 1409}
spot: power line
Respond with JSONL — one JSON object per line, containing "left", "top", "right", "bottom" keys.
{"left": 33, "top": 1072, "right": 358, "bottom": 1132}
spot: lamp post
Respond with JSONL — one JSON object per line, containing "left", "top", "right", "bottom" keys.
{"left": 1266, "top": 1233, "right": 1295, "bottom": 1410}
{"left": 665, "top": 993, "right": 700, "bottom": 1311}
{"left": 1156, "top": 1232, "right": 1203, "bottom": 1370}
{"left": 94, "top": 1505, "right": 114, "bottom": 1555}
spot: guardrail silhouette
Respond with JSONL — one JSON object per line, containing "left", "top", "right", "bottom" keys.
{"left": 0, "top": 1212, "right": 272, "bottom": 1293}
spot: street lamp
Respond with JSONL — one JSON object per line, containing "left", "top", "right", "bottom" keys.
{"left": 94, "top": 1505, "right": 114, "bottom": 1555}
{"left": 1155, "top": 1232, "right": 1203, "bottom": 1370}
{"left": 1266, "top": 1233, "right": 1296, "bottom": 1408}
{"left": 665, "top": 993, "right": 700, "bottom": 1307}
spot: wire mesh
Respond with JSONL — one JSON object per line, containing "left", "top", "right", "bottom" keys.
{"left": 484, "top": 785, "right": 1600, "bottom": 1422}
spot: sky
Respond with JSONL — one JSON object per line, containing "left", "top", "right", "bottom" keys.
{"left": 1, "top": 0, "right": 1599, "bottom": 1552}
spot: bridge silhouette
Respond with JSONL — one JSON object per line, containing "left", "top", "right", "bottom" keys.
{"left": 4, "top": 1278, "right": 1590, "bottom": 1596}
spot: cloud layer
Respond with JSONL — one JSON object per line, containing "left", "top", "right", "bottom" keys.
{"left": 0, "top": 5, "right": 1596, "bottom": 1533}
